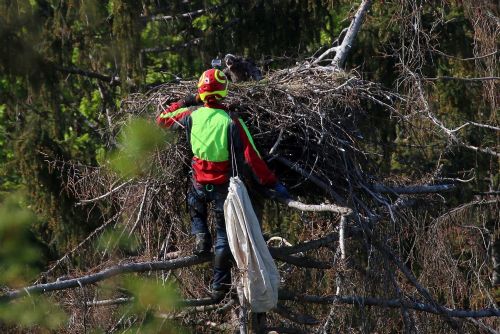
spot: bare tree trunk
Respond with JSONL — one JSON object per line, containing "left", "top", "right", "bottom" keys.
{"left": 332, "top": 0, "right": 373, "bottom": 69}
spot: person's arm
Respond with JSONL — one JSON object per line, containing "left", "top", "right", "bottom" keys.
{"left": 233, "top": 117, "right": 278, "bottom": 187}
{"left": 156, "top": 94, "right": 200, "bottom": 129}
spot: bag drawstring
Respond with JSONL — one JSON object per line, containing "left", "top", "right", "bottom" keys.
{"left": 230, "top": 120, "right": 239, "bottom": 178}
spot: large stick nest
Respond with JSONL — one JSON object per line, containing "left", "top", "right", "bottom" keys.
{"left": 121, "top": 65, "right": 398, "bottom": 202}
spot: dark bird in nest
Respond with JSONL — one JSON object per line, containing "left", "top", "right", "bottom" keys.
{"left": 223, "top": 54, "right": 263, "bottom": 83}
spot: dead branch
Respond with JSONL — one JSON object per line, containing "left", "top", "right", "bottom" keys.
{"left": 274, "top": 303, "right": 320, "bottom": 325}
{"left": 432, "top": 49, "right": 499, "bottom": 61}
{"left": 424, "top": 76, "right": 500, "bottom": 82}
{"left": 86, "top": 297, "right": 132, "bottom": 307}
{"left": 141, "top": 3, "right": 226, "bottom": 22}
{"left": 273, "top": 254, "right": 332, "bottom": 269}
{"left": 284, "top": 199, "right": 352, "bottom": 215}
{"left": 54, "top": 65, "right": 120, "bottom": 86}
{"left": 37, "top": 213, "right": 121, "bottom": 282}
{"left": 1, "top": 254, "right": 212, "bottom": 302}
{"left": 78, "top": 179, "right": 132, "bottom": 205}
{"left": 411, "top": 70, "right": 500, "bottom": 158}
{"left": 372, "top": 183, "right": 456, "bottom": 194}
{"left": 279, "top": 291, "right": 500, "bottom": 318}
{"left": 332, "top": 0, "right": 373, "bottom": 69}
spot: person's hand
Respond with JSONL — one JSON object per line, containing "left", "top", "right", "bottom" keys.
{"left": 183, "top": 94, "right": 202, "bottom": 106}
{"left": 274, "top": 182, "right": 290, "bottom": 198}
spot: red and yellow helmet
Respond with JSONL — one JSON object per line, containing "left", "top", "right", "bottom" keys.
{"left": 197, "top": 69, "right": 228, "bottom": 102}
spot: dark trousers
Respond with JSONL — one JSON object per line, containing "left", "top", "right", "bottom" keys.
{"left": 187, "top": 180, "right": 232, "bottom": 290}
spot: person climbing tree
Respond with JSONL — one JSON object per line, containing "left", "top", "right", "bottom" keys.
{"left": 156, "top": 68, "right": 288, "bottom": 300}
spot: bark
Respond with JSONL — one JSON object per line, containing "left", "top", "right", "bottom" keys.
{"left": 284, "top": 199, "right": 352, "bottom": 215}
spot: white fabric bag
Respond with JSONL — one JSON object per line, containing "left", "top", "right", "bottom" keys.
{"left": 224, "top": 176, "right": 280, "bottom": 312}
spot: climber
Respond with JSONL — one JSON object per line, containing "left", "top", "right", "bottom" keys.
{"left": 156, "top": 68, "right": 288, "bottom": 300}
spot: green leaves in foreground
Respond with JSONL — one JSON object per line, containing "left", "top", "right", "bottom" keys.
{"left": 0, "top": 194, "right": 41, "bottom": 287}
{"left": 0, "top": 295, "right": 67, "bottom": 330}
{"left": 124, "top": 276, "right": 180, "bottom": 313}
{"left": 0, "top": 194, "right": 68, "bottom": 330}
{"left": 95, "top": 226, "right": 140, "bottom": 255}
{"left": 104, "top": 276, "right": 186, "bottom": 334}
{"left": 109, "top": 118, "right": 173, "bottom": 178}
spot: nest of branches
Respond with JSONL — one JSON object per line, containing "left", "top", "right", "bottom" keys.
{"left": 122, "top": 65, "right": 398, "bottom": 204}
{"left": 48, "top": 65, "right": 395, "bottom": 312}
{"left": 53, "top": 65, "right": 412, "bottom": 277}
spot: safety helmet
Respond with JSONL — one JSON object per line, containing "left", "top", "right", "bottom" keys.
{"left": 197, "top": 68, "right": 228, "bottom": 102}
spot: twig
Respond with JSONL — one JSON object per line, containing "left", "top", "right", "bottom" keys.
{"left": 86, "top": 297, "right": 132, "bottom": 307}
{"left": 128, "top": 182, "right": 149, "bottom": 236}
{"left": 78, "top": 179, "right": 132, "bottom": 204}
{"left": 268, "top": 128, "right": 284, "bottom": 155}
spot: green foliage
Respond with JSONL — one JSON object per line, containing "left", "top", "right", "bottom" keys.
{"left": 109, "top": 118, "right": 173, "bottom": 178}
{"left": 0, "top": 193, "right": 43, "bottom": 286}
{"left": 95, "top": 226, "right": 140, "bottom": 254}
{"left": 94, "top": 275, "right": 185, "bottom": 333}
{"left": 0, "top": 295, "right": 67, "bottom": 331}
{"left": 123, "top": 276, "right": 180, "bottom": 313}
{"left": 121, "top": 276, "right": 185, "bottom": 334}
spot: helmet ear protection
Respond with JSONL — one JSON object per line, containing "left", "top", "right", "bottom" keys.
{"left": 197, "top": 69, "right": 228, "bottom": 102}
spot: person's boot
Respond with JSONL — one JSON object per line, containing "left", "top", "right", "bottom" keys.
{"left": 211, "top": 288, "right": 227, "bottom": 301}
{"left": 193, "top": 233, "right": 212, "bottom": 255}
{"left": 250, "top": 312, "right": 267, "bottom": 334}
